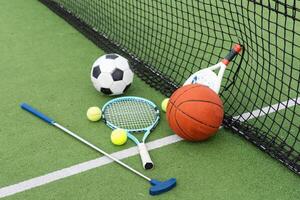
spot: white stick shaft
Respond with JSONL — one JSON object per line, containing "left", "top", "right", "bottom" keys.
{"left": 54, "top": 123, "right": 151, "bottom": 181}
{"left": 138, "top": 143, "right": 154, "bottom": 170}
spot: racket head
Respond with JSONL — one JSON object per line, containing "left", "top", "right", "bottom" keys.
{"left": 184, "top": 68, "right": 220, "bottom": 91}
{"left": 102, "top": 96, "right": 160, "bottom": 133}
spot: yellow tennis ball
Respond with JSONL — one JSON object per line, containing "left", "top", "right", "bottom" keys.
{"left": 161, "top": 98, "right": 169, "bottom": 112}
{"left": 86, "top": 106, "right": 102, "bottom": 121}
{"left": 111, "top": 129, "right": 127, "bottom": 145}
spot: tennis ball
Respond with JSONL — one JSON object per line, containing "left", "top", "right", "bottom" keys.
{"left": 111, "top": 129, "right": 127, "bottom": 145}
{"left": 86, "top": 106, "right": 102, "bottom": 121}
{"left": 161, "top": 98, "right": 169, "bottom": 112}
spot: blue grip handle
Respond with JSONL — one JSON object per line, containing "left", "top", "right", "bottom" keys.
{"left": 20, "top": 103, "right": 55, "bottom": 124}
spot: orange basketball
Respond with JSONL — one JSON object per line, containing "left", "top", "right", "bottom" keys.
{"left": 166, "top": 84, "right": 224, "bottom": 141}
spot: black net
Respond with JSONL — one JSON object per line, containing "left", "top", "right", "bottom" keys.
{"left": 40, "top": 0, "right": 300, "bottom": 174}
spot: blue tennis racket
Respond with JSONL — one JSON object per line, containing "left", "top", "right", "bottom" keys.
{"left": 102, "top": 96, "right": 160, "bottom": 170}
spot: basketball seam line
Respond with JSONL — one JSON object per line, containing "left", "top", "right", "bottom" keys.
{"left": 176, "top": 99, "right": 223, "bottom": 110}
{"left": 169, "top": 101, "right": 221, "bottom": 129}
{"left": 174, "top": 107, "right": 196, "bottom": 140}
{"left": 167, "top": 84, "right": 200, "bottom": 124}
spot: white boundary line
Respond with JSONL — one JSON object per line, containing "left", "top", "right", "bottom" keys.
{"left": 234, "top": 97, "right": 300, "bottom": 121}
{"left": 0, "top": 97, "right": 299, "bottom": 198}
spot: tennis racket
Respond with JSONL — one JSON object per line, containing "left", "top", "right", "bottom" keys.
{"left": 184, "top": 44, "right": 242, "bottom": 94}
{"left": 102, "top": 96, "right": 160, "bottom": 170}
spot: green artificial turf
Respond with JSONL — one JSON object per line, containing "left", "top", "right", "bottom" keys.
{"left": 3, "top": 132, "right": 300, "bottom": 200}
{"left": 0, "top": 0, "right": 169, "bottom": 187}
{"left": 0, "top": 0, "right": 299, "bottom": 199}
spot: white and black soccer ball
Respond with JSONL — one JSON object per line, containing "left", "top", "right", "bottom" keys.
{"left": 91, "top": 54, "right": 134, "bottom": 95}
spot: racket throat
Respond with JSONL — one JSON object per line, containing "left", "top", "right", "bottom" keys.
{"left": 213, "top": 64, "right": 226, "bottom": 94}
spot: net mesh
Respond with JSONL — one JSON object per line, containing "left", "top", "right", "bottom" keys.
{"left": 40, "top": 0, "right": 300, "bottom": 174}
{"left": 103, "top": 98, "right": 159, "bottom": 130}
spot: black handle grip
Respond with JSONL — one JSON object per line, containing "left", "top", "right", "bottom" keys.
{"left": 222, "top": 44, "right": 242, "bottom": 65}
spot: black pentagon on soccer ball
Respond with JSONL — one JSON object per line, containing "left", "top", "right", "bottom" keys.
{"left": 105, "top": 54, "right": 119, "bottom": 60}
{"left": 111, "top": 68, "right": 124, "bottom": 81}
{"left": 92, "top": 65, "right": 101, "bottom": 79}
{"left": 100, "top": 88, "right": 113, "bottom": 95}
{"left": 123, "top": 83, "right": 131, "bottom": 93}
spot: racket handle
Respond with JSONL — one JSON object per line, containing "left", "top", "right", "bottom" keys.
{"left": 222, "top": 44, "right": 241, "bottom": 65}
{"left": 138, "top": 143, "right": 154, "bottom": 170}
{"left": 20, "top": 103, "right": 55, "bottom": 124}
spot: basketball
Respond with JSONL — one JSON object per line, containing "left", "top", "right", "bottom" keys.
{"left": 166, "top": 84, "right": 224, "bottom": 141}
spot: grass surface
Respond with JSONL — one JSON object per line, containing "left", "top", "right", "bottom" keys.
{"left": 0, "top": 0, "right": 299, "bottom": 199}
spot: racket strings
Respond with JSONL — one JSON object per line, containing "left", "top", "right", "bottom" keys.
{"left": 104, "top": 99, "right": 158, "bottom": 130}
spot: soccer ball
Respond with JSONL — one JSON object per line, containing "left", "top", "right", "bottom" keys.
{"left": 91, "top": 54, "right": 134, "bottom": 95}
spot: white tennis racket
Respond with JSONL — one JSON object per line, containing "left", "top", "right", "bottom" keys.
{"left": 102, "top": 96, "right": 160, "bottom": 170}
{"left": 184, "top": 44, "right": 242, "bottom": 94}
